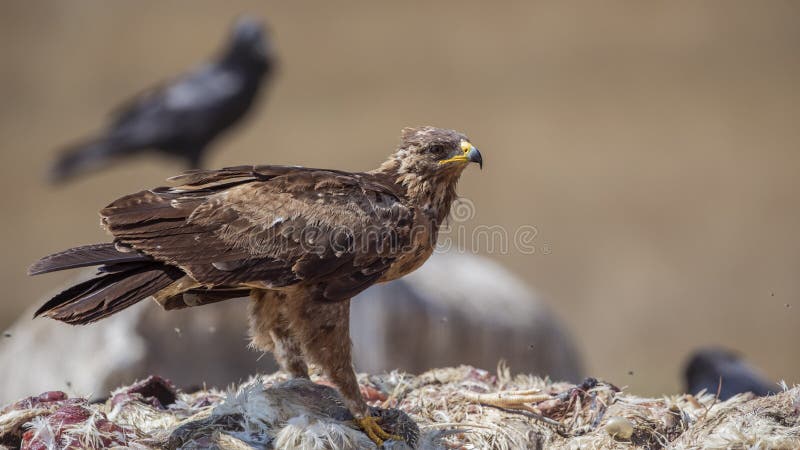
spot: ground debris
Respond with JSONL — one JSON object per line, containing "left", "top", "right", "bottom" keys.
{"left": 0, "top": 366, "right": 797, "bottom": 449}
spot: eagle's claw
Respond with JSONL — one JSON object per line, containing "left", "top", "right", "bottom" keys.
{"left": 355, "top": 415, "right": 402, "bottom": 446}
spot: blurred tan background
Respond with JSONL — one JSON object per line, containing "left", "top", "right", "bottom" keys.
{"left": 1, "top": 1, "right": 798, "bottom": 396}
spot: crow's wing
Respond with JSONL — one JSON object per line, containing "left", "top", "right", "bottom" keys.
{"left": 107, "top": 65, "right": 245, "bottom": 140}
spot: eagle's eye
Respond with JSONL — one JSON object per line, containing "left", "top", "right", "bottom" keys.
{"left": 427, "top": 144, "right": 447, "bottom": 157}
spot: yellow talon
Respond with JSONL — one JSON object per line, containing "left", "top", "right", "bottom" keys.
{"left": 355, "top": 415, "right": 403, "bottom": 447}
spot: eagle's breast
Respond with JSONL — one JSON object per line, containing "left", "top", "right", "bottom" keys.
{"left": 378, "top": 209, "right": 436, "bottom": 282}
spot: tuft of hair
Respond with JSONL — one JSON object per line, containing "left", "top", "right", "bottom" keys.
{"left": 273, "top": 416, "right": 370, "bottom": 450}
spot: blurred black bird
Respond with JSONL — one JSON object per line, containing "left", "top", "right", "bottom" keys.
{"left": 684, "top": 347, "right": 775, "bottom": 400}
{"left": 49, "top": 17, "right": 274, "bottom": 183}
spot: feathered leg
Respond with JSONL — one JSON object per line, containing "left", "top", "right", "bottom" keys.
{"left": 248, "top": 290, "right": 309, "bottom": 378}
{"left": 286, "top": 296, "right": 401, "bottom": 446}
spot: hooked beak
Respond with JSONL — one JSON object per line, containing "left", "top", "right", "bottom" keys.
{"left": 439, "top": 140, "right": 484, "bottom": 169}
{"left": 467, "top": 145, "right": 483, "bottom": 169}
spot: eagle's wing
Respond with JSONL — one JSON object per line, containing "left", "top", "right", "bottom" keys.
{"left": 100, "top": 165, "right": 414, "bottom": 300}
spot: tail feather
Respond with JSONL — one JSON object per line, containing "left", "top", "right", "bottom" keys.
{"left": 34, "top": 263, "right": 183, "bottom": 325}
{"left": 29, "top": 243, "right": 150, "bottom": 276}
{"left": 49, "top": 137, "right": 122, "bottom": 184}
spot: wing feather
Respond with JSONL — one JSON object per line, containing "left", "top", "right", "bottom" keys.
{"left": 100, "top": 166, "right": 413, "bottom": 299}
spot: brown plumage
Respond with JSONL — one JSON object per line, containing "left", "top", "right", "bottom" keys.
{"left": 30, "top": 126, "right": 483, "bottom": 445}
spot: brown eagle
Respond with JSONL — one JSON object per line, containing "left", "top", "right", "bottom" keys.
{"left": 30, "top": 126, "right": 482, "bottom": 445}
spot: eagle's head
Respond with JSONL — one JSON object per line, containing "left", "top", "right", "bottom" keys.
{"left": 385, "top": 126, "right": 482, "bottom": 179}
{"left": 377, "top": 126, "right": 482, "bottom": 223}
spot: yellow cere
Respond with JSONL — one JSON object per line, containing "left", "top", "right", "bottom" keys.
{"left": 439, "top": 140, "right": 474, "bottom": 165}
